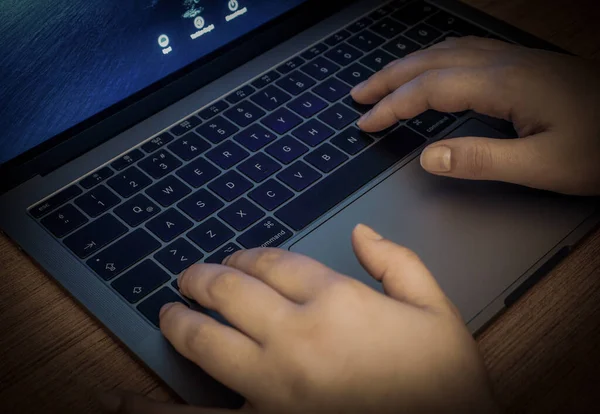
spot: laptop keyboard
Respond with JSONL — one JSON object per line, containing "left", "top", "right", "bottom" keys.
{"left": 29, "top": 0, "right": 506, "bottom": 328}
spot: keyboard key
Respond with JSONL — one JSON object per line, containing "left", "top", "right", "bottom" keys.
{"left": 262, "top": 108, "right": 302, "bottom": 135}
{"left": 198, "top": 100, "right": 229, "bottom": 120}
{"left": 266, "top": 136, "right": 309, "bottom": 164}
{"left": 276, "top": 71, "right": 316, "bottom": 96}
{"left": 324, "top": 29, "right": 351, "bottom": 46}
{"left": 205, "top": 242, "right": 242, "bottom": 264}
{"left": 342, "top": 96, "right": 373, "bottom": 115}
{"left": 276, "top": 56, "right": 305, "bottom": 74}
{"left": 301, "top": 43, "right": 328, "bottom": 60}
{"left": 347, "top": 30, "right": 386, "bottom": 52}
{"left": 300, "top": 57, "right": 340, "bottom": 81}
{"left": 87, "top": 229, "right": 160, "bottom": 280}
{"left": 64, "top": 214, "right": 127, "bottom": 259}
{"left": 237, "top": 153, "right": 282, "bottom": 183}
{"left": 137, "top": 287, "right": 187, "bottom": 328}
{"left": 287, "top": 92, "right": 328, "bottom": 118}
{"left": 370, "top": 18, "right": 407, "bottom": 39}
{"left": 275, "top": 127, "right": 425, "bottom": 231}
{"left": 292, "top": 119, "right": 334, "bottom": 147}
{"left": 146, "top": 208, "right": 193, "bottom": 242}
{"left": 178, "top": 189, "right": 224, "bottom": 222}
{"left": 111, "top": 149, "right": 144, "bottom": 171}
{"left": 41, "top": 204, "right": 88, "bottom": 238}
{"left": 170, "top": 116, "right": 202, "bottom": 136}
{"left": 176, "top": 157, "right": 221, "bottom": 188}
{"left": 226, "top": 85, "right": 255, "bottom": 104}
{"left": 31, "top": 185, "right": 82, "bottom": 219}
{"left": 107, "top": 166, "right": 152, "bottom": 198}
{"left": 146, "top": 175, "right": 191, "bottom": 207}
{"left": 155, "top": 238, "right": 204, "bottom": 274}
{"left": 277, "top": 161, "right": 321, "bottom": 191}
{"left": 369, "top": 5, "right": 393, "bottom": 21}
{"left": 224, "top": 101, "right": 266, "bottom": 128}
{"left": 233, "top": 124, "right": 277, "bottom": 151}
{"left": 305, "top": 143, "right": 349, "bottom": 173}
{"left": 114, "top": 194, "right": 159, "bottom": 226}
{"left": 112, "top": 260, "right": 170, "bottom": 304}
{"left": 325, "top": 43, "right": 363, "bottom": 66}
{"left": 138, "top": 150, "right": 182, "bottom": 179}
{"left": 237, "top": 218, "right": 293, "bottom": 249}
{"left": 392, "top": 1, "right": 438, "bottom": 26}
{"left": 208, "top": 171, "right": 252, "bottom": 202}
{"left": 251, "top": 70, "right": 281, "bottom": 89}
{"left": 313, "top": 78, "right": 351, "bottom": 103}
{"left": 426, "top": 11, "right": 488, "bottom": 37}
{"left": 141, "top": 133, "right": 174, "bottom": 153}
{"left": 188, "top": 218, "right": 235, "bottom": 252}
{"left": 405, "top": 23, "right": 442, "bottom": 46}
{"left": 196, "top": 116, "right": 240, "bottom": 144}
{"left": 383, "top": 35, "right": 421, "bottom": 58}
{"left": 331, "top": 126, "right": 374, "bottom": 155}
{"left": 318, "top": 104, "right": 360, "bottom": 130}
{"left": 360, "top": 49, "right": 397, "bottom": 72}
{"left": 249, "top": 179, "right": 294, "bottom": 211}
{"left": 407, "top": 110, "right": 457, "bottom": 138}
{"left": 168, "top": 132, "right": 210, "bottom": 161}
{"left": 218, "top": 198, "right": 265, "bottom": 231}
{"left": 347, "top": 17, "right": 374, "bottom": 33}
{"left": 250, "top": 85, "right": 292, "bottom": 111}
{"left": 206, "top": 141, "right": 249, "bottom": 170}
{"left": 80, "top": 167, "right": 114, "bottom": 189}
{"left": 337, "top": 63, "right": 375, "bottom": 87}
{"left": 74, "top": 185, "right": 120, "bottom": 218}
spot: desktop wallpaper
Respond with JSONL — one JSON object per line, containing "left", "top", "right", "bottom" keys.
{"left": 0, "top": 0, "right": 306, "bottom": 165}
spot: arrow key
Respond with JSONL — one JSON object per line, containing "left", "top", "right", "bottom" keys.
{"left": 112, "top": 260, "right": 170, "bottom": 304}
{"left": 155, "top": 238, "right": 204, "bottom": 274}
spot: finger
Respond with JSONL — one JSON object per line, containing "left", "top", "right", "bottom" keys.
{"left": 98, "top": 391, "right": 248, "bottom": 414}
{"left": 427, "top": 35, "right": 517, "bottom": 51}
{"left": 178, "top": 263, "right": 295, "bottom": 342}
{"left": 351, "top": 224, "right": 459, "bottom": 317}
{"left": 357, "top": 66, "right": 513, "bottom": 132}
{"left": 350, "top": 47, "right": 500, "bottom": 104}
{"left": 419, "top": 133, "right": 550, "bottom": 187}
{"left": 160, "top": 303, "right": 262, "bottom": 394}
{"left": 223, "top": 248, "right": 341, "bottom": 303}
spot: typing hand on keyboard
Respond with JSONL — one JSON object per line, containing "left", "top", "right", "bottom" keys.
{"left": 352, "top": 36, "right": 600, "bottom": 196}
{"left": 99, "top": 225, "right": 500, "bottom": 414}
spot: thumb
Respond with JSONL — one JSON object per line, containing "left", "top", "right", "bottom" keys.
{"left": 420, "top": 135, "right": 537, "bottom": 184}
{"left": 351, "top": 224, "right": 456, "bottom": 315}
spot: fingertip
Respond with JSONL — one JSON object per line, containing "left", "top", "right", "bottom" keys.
{"left": 353, "top": 223, "right": 384, "bottom": 241}
{"left": 159, "top": 302, "right": 177, "bottom": 319}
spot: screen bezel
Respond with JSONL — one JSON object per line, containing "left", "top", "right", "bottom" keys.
{"left": 0, "top": 0, "right": 360, "bottom": 193}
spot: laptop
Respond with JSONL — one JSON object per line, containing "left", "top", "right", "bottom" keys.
{"left": 1, "top": 0, "right": 598, "bottom": 408}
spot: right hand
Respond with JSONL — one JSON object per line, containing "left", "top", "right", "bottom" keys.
{"left": 352, "top": 36, "right": 600, "bottom": 196}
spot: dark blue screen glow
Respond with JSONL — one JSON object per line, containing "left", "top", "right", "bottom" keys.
{"left": 0, "top": 0, "right": 307, "bottom": 165}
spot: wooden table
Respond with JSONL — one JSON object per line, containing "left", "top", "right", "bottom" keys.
{"left": 2, "top": 1, "right": 600, "bottom": 413}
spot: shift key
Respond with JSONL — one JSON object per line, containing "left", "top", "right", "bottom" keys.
{"left": 87, "top": 229, "right": 161, "bottom": 280}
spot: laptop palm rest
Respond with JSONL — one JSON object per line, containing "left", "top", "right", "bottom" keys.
{"left": 290, "top": 119, "right": 596, "bottom": 326}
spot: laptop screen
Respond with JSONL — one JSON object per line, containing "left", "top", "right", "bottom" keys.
{"left": 0, "top": 0, "right": 307, "bottom": 166}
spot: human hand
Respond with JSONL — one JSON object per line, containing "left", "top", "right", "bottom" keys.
{"left": 352, "top": 36, "right": 600, "bottom": 196}
{"left": 99, "top": 224, "right": 499, "bottom": 414}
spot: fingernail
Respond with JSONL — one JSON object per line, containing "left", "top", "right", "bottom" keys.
{"left": 355, "top": 223, "right": 384, "bottom": 241}
{"left": 160, "top": 302, "right": 177, "bottom": 318}
{"left": 357, "top": 110, "right": 372, "bottom": 127}
{"left": 420, "top": 145, "right": 452, "bottom": 173}
{"left": 352, "top": 81, "right": 367, "bottom": 94}
{"left": 222, "top": 254, "right": 233, "bottom": 265}
{"left": 97, "top": 391, "right": 121, "bottom": 413}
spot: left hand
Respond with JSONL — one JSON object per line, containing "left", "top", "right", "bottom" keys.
{"left": 98, "top": 224, "right": 498, "bottom": 414}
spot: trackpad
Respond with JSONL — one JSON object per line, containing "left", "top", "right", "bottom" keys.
{"left": 290, "top": 120, "right": 593, "bottom": 324}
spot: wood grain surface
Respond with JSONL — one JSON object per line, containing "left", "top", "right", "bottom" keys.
{"left": 1, "top": 1, "right": 600, "bottom": 413}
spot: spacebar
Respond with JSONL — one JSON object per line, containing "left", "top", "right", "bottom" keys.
{"left": 275, "top": 126, "right": 425, "bottom": 231}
